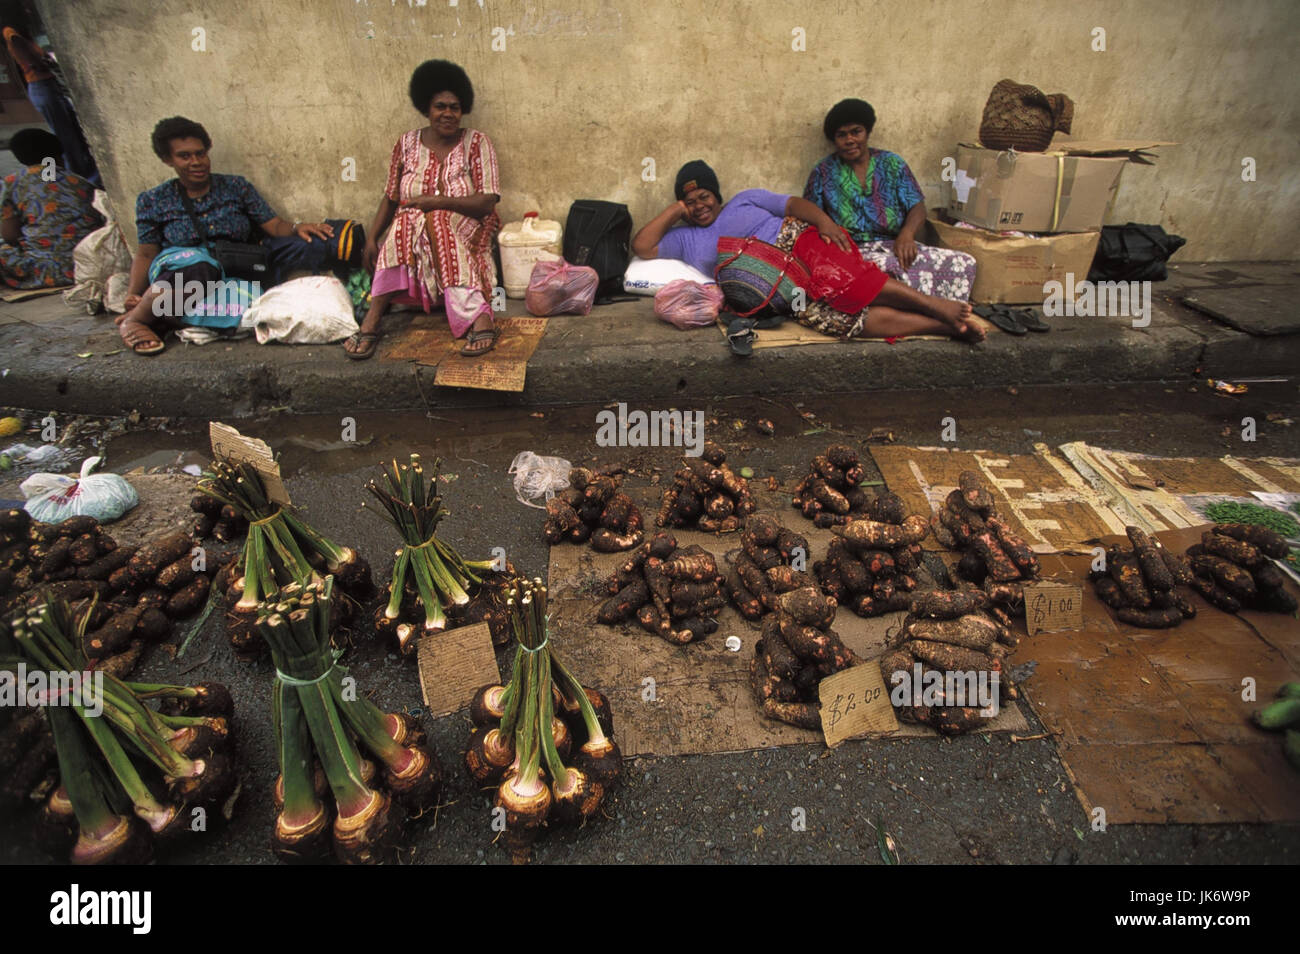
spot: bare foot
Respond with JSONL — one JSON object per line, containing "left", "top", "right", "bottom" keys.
{"left": 953, "top": 318, "right": 986, "bottom": 343}
{"left": 930, "top": 298, "right": 974, "bottom": 334}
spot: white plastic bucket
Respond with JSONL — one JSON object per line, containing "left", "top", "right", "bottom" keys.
{"left": 499, "top": 212, "right": 563, "bottom": 298}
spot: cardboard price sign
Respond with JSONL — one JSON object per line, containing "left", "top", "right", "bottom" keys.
{"left": 416, "top": 622, "right": 501, "bottom": 718}
{"left": 818, "top": 663, "right": 899, "bottom": 746}
{"left": 1024, "top": 582, "right": 1084, "bottom": 635}
{"left": 209, "top": 422, "right": 290, "bottom": 505}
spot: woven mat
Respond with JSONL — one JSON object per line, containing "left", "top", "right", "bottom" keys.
{"left": 715, "top": 314, "right": 992, "bottom": 349}
{"left": 382, "top": 316, "right": 548, "bottom": 391}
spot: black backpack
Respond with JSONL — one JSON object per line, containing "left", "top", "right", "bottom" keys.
{"left": 563, "top": 200, "right": 635, "bottom": 304}
{"left": 1088, "top": 223, "right": 1187, "bottom": 283}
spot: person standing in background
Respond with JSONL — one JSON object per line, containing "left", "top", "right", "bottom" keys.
{"left": 3, "top": 24, "right": 100, "bottom": 185}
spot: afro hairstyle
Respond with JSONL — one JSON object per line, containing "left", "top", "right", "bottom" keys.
{"left": 409, "top": 59, "right": 474, "bottom": 115}
{"left": 9, "top": 127, "right": 63, "bottom": 167}
{"left": 151, "top": 116, "right": 211, "bottom": 161}
{"left": 822, "top": 99, "right": 876, "bottom": 141}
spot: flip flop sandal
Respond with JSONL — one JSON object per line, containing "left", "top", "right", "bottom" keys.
{"left": 727, "top": 317, "right": 757, "bottom": 356}
{"left": 1012, "top": 307, "right": 1051, "bottom": 332}
{"left": 460, "top": 327, "right": 499, "bottom": 357}
{"left": 343, "top": 331, "right": 382, "bottom": 361}
{"left": 973, "top": 304, "right": 1028, "bottom": 336}
{"left": 120, "top": 321, "right": 165, "bottom": 356}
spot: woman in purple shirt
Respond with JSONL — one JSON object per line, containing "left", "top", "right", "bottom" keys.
{"left": 633, "top": 160, "right": 981, "bottom": 342}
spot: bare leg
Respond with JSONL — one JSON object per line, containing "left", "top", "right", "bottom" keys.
{"left": 872, "top": 278, "right": 973, "bottom": 335}
{"left": 343, "top": 292, "right": 394, "bottom": 355}
{"left": 856, "top": 305, "right": 985, "bottom": 343}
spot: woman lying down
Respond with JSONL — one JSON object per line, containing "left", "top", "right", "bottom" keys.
{"left": 630, "top": 160, "right": 983, "bottom": 343}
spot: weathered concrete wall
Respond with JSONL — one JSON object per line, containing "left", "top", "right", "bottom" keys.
{"left": 37, "top": 0, "right": 1300, "bottom": 261}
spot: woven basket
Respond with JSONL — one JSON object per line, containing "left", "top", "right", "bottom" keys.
{"left": 979, "top": 79, "right": 1074, "bottom": 152}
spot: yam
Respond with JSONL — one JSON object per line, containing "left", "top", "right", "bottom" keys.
{"left": 837, "top": 556, "right": 872, "bottom": 594}
{"left": 775, "top": 527, "right": 809, "bottom": 564}
{"left": 1254, "top": 587, "right": 1298, "bottom": 614}
{"left": 971, "top": 532, "right": 1020, "bottom": 583}
{"left": 696, "top": 514, "right": 742, "bottom": 533}
{"left": 1211, "top": 523, "right": 1287, "bottom": 559}
{"left": 956, "top": 550, "right": 987, "bottom": 583}
{"left": 856, "top": 549, "right": 896, "bottom": 578}
{"left": 725, "top": 568, "right": 763, "bottom": 621}
{"left": 811, "top": 479, "right": 850, "bottom": 515}
{"left": 126, "top": 533, "right": 192, "bottom": 587}
{"left": 85, "top": 608, "right": 141, "bottom": 658}
{"left": 833, "top": 515, "right": 927, "bottom": 550}
{"left": 777, "top": 587, "right": 837, "bottom": 629}
{"left": 165, "top": 575, "right": 209, "bottom": 618}
{"left": 68, "top": 534, "right": 100, "bottom": 567}
{"left": 1201, "top": 532, "right": 1263, "bottom": 569}
{"left": 598, "top": 580, "right": 650, "bottom": 623}
{"left": 1116, "top": 605, "right": 1183, "bottom": 629}
{"left": 1157, "top": 545, "right": 1196, "bottom": 586}
{"left": 777, "top": 614, "right": 856, "bottom": 669}
{"left": 910, "top": 589, "right": 989, "bottom": 620}
{"left": 761, "top": 698, "right": 821, "bottom": 730}
{"left": 1191, "top": 574, "right": 1241, "bottom": 613}
{"left": 1093, "top": 576, "right": 1128, "bottom": 610}
{"left": 700, "top": 442, "right": 727, "bottom": 466}
{"left": 826, "top": 444, "right": 858, "bottom": 469}
{"left": 904, "top": 638, "right": 999, "bottom": 674}
{"left": 1108, "top": 548, "right": 1152, "bottom": 608}
{"left": 1252, "top": 562, "right": 1286, "bottom": 593}
{"left": 661, "top": 546, "right": 717, "bottom": 582}
{"left": 134, "top": 607, "right": 172, "bottom": 642}
{"left": 958, "top": 470, "right": 995, "bottom": 513}
{"left": 988, "top": 516, "right": 1039, "bottom": 577}
{"left": 647, "top": 533, "right": 678, "bottom": 560}
{"left": 599, "top": 493, "right": 639, "bottom": 532}
{"left": 743, "top": 515, "right": 781, "bottom": 548}
{"left": 938, "top": 507, "right": 973, "bottom": 547}
{"left": 1188, "top": 554, "right": 1256, "bottom": 601}
{"left": 590, "top": 528, "right": 643, "bottom": 552}
{"left": 903, "top": 615, "right": 1000, "bottom": 651}
{"left": 760, "top": 617, "right": 800, "bottom": 680}
{"left": 867, "top": 491, "right": 906, "bottom": 526}
{"left": 843, "top": 485, "right": 870, "bottom": 513}
{"left": 156, "top": 555, "right": 197, "bottom": 591}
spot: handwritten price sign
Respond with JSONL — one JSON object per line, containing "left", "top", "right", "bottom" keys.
{"left": 1023, "top": 582, "right": 1084, "bottom": 635}
{"left": 818, "top": 663, "right": 898, "bottom": 746}
{"left": 209, "top": 422, "right": 290, "bottom": 505}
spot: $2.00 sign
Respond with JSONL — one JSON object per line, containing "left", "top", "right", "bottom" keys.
{"left": 817, "top": 663, "right": 898, "bottom": 746}
{"left": 1023, "top": 582, "right": 1084, "bottom": 635}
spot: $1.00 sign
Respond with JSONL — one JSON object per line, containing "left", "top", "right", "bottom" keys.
{"left": 1024, "top": 582, "right": 1084, "bottom": 635}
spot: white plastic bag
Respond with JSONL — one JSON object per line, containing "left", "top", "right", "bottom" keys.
{"left": 509, "top": 451, "right": 571, "bottom": 509}
{"left": 622, "top": 255, "right": 715, "bottom": 296}
{"left": 21, "top": 456, "right": 138, "bottom": 523}
{"left": 240, "top": 275, "right": 359, "bottom": 344}
{"left": 63, "top": 190, "right": 130, "bottom": 315}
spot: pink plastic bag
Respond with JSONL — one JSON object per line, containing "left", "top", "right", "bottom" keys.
{"left": 653, "top": 280, "right": 725, "bottom": 329}
{"left": 524, "top": 260, "right": 599, "bottom": 316}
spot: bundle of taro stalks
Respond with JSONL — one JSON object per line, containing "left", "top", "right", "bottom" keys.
{"left": 465, "top": 578, "right": 621, "bottom": 863}
{"left": 877, "top": 589, "right": 1020, "bottom": 735}
{"left": 543, "top": 465, "right": 644, "bottom": 552}
{"left": 724, "top": 514, "right": 809, "bottom": 621}
{"left": 656, "top": 443, "right": 756, "bottom": 532}
{"left": 1090, "top": 526, "right": 1198, "bottom": 628}
{"left": 3, "top": 597, "right": 237, "bottom": 863}
{"left": 596, "top": 531, "right": 726, "bottom": 644}
{"left": 365, "top": 454, "right": 508, "bottom": 654}
{"left": 750, "top": 582, "right": 861, "bottom": 729}
{"left": 1, "top": 508, "right": 216, "bottom": 668}
{"left": 200, "top": 460, "right": 373, "bottom": 654}
{"left": 817, "top": 495, "right": 929, "bottom": 617}
{"left": 932, "top": 471, "right": 1040, "bottom": 616}
{"left": 791, "top": 444, "right": 872, "bottom": 527}
{"left": 1185, "top": 524, "right": 1297, "bottom": 615}
{"left": 259, "top": 577, "right": 442, "bottom": 864}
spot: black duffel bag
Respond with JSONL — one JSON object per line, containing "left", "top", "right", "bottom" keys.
{"left": 562, "top": 200, "right": 636, "bottom": 304}
{"left": 1088, "top": 223, "right": 1186, "bottom": 283}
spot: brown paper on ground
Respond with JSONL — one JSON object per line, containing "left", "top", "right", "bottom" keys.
{"left": 714, "top": 314, "right": 992, "bottom": 350}
{"left": 416, "top": 622, "right": 501, "bottom": 718}
{"left": 1016, "top": 529, "right": 1300, "bottom": 824}
{"left": 209, "top": 421, "right": 289, "bottom": 505}
{"left": 383, "top": 316, "right": 548, "bottom": 392}
{"left": 0, "top": 285, "right": 70, "bottom": 302}
{"left": 868, "top": 443, "right": 1124, "bottom": 553}
{"left": 545, "top": 483, "right": 1026, "bottom": 758}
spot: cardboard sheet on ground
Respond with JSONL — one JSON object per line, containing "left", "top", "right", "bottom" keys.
{"left": 416, "top": 622, "right": 501, "bottom": 718}
{"left": 1016, "top": 527, "right": 1300, "bottom": 824}
{"left": 544, "top": 484, "right": 1026, "bottom": 757}
{"left": 382, "top": 316, "right": 548, "bottom": 391}
{"left": 869, "top": 443, "right": 1300, "bottom": 555}
{"left": 713, "top": 315, "right": 992, "bottom": 350}
{"left": 0, "top": 286, "right": 70, "bottom": 302}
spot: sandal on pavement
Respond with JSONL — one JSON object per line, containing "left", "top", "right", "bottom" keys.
{"left": 973, "top": 304, "right": 1028, "bottom": 336}
{"left": 460, "top": 327, "right": 499, "bottom": 357}
{"left": 727, "top": 317, "right": 757, "bottom": 356}
{"left": 1012, "top": 307, "right": 1051, "bottom": 332}
{"left": 343, "top": 331, "right": 382, "bottom": 361}
{"left": 120, "top": 321, "right": 165, "bottom": 356}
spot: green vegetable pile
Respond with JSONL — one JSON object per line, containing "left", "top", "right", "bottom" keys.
{"left": 1202, "top": 501, "right": 1299, "bottom": 538}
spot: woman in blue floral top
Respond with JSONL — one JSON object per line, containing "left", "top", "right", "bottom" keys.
{"left": 116, "top": 116, "right": 341, "bottom": 355}
{"left": 0, "top": 128, "right": 101, "bottom": 288}
{"left": 804, "top": 99, "right": 976, "bottom": 302}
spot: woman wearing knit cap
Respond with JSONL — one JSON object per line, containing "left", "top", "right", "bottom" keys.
{"left": 805, "top": 98, "right": 976, "bottom": 302}
{"left": 633, "top": 160, "right": 982, "bottom": 342}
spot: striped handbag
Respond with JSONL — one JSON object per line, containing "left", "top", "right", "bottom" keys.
{"left": 714, "top": 236, "right": 810, "bottom": 320}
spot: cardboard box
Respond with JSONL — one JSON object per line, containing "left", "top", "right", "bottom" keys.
{"left": 947, "top": 144, "right": 1126, "bottom": 233}
{"left": 927, "top": 215, "right": 1100, "bottom": 304}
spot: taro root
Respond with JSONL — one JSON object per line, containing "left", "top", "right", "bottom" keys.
{"left": 657, "top": 445, "right": 754, "bottom": 531}
{"left": 544, "top": 468, "right": 644, "bottom": 551}
{"left": 597, "top": 535, "right": 725, "bottom": 646}
{"left": 1181, "top": 527, "right": 1297, "bottom": 616}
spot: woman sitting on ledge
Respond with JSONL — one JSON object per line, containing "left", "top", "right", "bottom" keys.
{"left": 632, "top": 160, "right": 981, "bottom": 342}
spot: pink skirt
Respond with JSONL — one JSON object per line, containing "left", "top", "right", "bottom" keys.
{"left": 372, "top": 266, "right": 489, "bottom": 338}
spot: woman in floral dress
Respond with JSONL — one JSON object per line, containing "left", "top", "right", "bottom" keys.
{"left": 345, "top": 59, "right": 501, "bottom": 360}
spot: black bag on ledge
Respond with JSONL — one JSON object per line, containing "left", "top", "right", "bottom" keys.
{"left": 1088, "top": 223, "right": 1186, "bottom": 283}
{"left": 563, "top": 199, "right": 637, "bottom": 304}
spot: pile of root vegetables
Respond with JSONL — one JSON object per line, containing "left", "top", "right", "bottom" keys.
{"left": 260, "top": 578, "right": 442, "bottom": 864}
{"left": 933, "top": 471, "right": 1041, "bottom": 616}
{"left": 199, "top": 460, "right": 373, "bottom": 655}
{"left": 0, "top": 509, "right": 215, "bottom": 665}
{"left": 791, "top": 444, "right": 873, "bottom": 527}
{"left": 188, "top": 492, "right": 249, "bottom": 543}
{"left": 465, "top": 579, "right": 621, "bottom": 863}
{"left": 816, "top": 497, "right": 929, "bottom": 617}
{"left": 1090, "top": 527, "right": 1199, "bottom": 628}
{"left": 365, "top": 455, "right": 503, "bottom": 654}
{"left": 877, "top": 589, "right": 1020, "bottom": 735}
{"left": 543, "top": 466, "right": 645, "bottom": 552}
{"left": 724, "top": 515, "right": 809, "bottom": 621}
{"left": 597, "top": 531, "right": 725, "bottom": 644}
{"left": 750, "top": 582, "right": 861, "bottom": 729}
{"left": 3, "top": 598, "right": 237, "bottom": 864}
{"left": 1186, "top": 524, "right": 1297, "bottom": 615}
{"left": 656, "top": 444, "right": 756, "bottom": 533}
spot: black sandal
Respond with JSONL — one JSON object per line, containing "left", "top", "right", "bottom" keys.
{"left": 973, "top": 304, "right": 1028, "bottom": 336}
{"left": 343, "top": 331, "right": 382, "bottom": 360}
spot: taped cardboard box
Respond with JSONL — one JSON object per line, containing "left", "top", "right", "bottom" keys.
{"left": 946, "top": 144, "right": 1126, "bottom": 233}
{"left": 926, "top": 215, "right": 1099, "bottom": 305}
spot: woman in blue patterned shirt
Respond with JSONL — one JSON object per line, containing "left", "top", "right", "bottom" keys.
{"left": 116, "top": 116, "right": 342, "bottom": 355}
{"left": 804, "top": 99, "right": 976, "bottom": 302}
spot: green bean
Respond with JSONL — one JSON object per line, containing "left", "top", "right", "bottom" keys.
{"left": 1203, "top": 501, "right": 1299, "bottom": 537}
